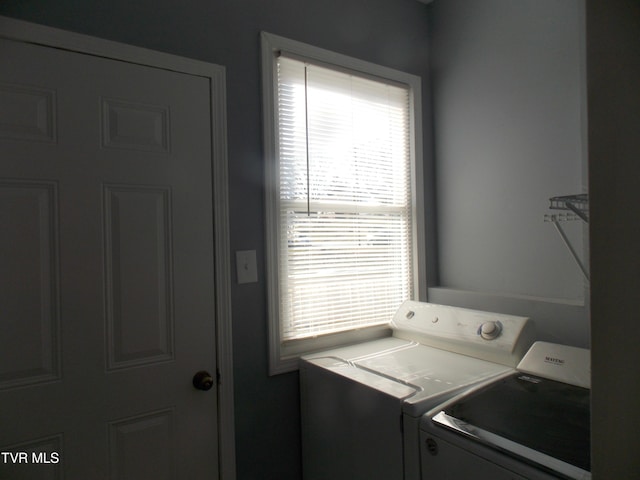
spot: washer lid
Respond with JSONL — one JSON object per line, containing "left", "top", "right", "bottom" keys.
{"left": 307, "top": 357, "right": 418, "bottom": 398}
{"left": 354, "top": 342, "right": 513, "bottom": 414}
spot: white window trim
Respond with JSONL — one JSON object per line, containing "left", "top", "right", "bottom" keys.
{"left": 261, "top": 31, "right": 426, "bottom": 375}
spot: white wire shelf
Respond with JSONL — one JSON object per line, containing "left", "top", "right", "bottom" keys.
{"left": 548, "top": 194, "right": 588, "bottom": 223}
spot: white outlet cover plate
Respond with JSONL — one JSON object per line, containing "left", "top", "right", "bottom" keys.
{"left": 236, "top": 250, "right": 258, "bottom": 284}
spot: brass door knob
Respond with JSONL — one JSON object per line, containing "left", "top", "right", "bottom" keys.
{"left": 192, "top": 370, "right": 214, "bottom": 391}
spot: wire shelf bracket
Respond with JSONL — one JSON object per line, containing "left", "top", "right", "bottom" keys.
{"left": 544, "top": 194, "right": 589, "bottom": 282}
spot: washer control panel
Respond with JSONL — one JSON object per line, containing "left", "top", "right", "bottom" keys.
{"left": 392, "top": 301, "right": 535, "bottom": 367}
{"left": 517, "top": 341, "right": 590, "bottom": 388}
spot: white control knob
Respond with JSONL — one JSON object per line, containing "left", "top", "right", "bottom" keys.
{"left": 480, "top": 321, "right": 501, "bottom": 340}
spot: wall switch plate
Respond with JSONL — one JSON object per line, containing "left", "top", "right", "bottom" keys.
{"left": 236, "top": 250, "right": 258, "bottom": 284}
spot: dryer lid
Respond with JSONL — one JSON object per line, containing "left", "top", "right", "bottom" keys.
{"left": 433, "top": 371, "right": 590, "bottom": 478}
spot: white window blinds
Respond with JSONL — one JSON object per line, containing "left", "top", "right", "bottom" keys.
{"left": 276, "top": 55, "right": 414, "bottom": 341}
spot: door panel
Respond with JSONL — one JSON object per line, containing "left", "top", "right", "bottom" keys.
{"left": 103, "top": 184, "right": 174, "bottom": 370}
{"left": 108, "top": 409, "right": 175, "bottom": 480}
{"left": 0, "top": 37, "right": 219, "bottom": 479}
{"left": 0, "top": 180, "right": 60, "bottom": 389}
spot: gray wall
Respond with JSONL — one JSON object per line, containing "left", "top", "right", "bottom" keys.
{"left": 427, "top": 0, "right": 590, "bottom": 348}
{"left": 0, "top": 1, "right": 431, "bottom": 479}
{"left": 587, "top": 0, "right": 640, "bottom": 477}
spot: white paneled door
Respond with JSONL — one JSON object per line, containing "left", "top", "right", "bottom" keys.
{"left": 0, "top": 37, "right": 219, "bottom": 479}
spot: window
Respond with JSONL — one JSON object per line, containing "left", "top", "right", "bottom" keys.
{"left": 262, "top": 32, "right": 425, "bottom": 374}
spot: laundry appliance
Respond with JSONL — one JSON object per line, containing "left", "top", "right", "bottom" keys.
{"left": 299, "top": 300, "right": 535, "bottom": 480}
{"left": 420, "top": 341, "right": 590, "bottom": 480}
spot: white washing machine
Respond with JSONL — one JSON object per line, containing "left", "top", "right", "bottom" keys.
{"left": 300, "top": 300, "right": 535, "bottom": 480}
{"left": 420, "top": 342, "right": 590, "bottom": 480}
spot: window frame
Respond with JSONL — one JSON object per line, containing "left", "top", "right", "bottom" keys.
{"left": 261, "top": 31, "right": 426, "bottom": 375}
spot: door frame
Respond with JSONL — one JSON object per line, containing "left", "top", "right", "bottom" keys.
{"left": 0, "top": 15, "right": 236, "bottom": 480}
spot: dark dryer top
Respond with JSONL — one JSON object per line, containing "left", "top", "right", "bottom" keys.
{"left": 439, "top": 372, "right": 590, "bottom": 473}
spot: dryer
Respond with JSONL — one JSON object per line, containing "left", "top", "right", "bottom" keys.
{"left": 300, "top": 300, "right": 535, "bottom": 480}
{"left": 420, "top": 342, "right": 590, "bottom": 480}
